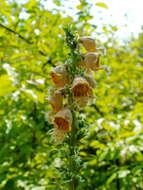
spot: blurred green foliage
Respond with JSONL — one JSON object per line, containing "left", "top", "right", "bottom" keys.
{"left": 0, "top": 0, "right": 143, "bottom": 189}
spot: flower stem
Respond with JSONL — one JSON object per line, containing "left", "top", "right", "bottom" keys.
{"left": 69, "top": 104, "right": 79, "bottom": 190}
{"left": 64, "top": 26, "right": 81, "bottom": 190}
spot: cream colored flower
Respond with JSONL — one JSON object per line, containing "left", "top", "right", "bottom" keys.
{"left": 48, "top": 90, "right": 63, "bottom": 112}
{"left": 71, "top": 76, "right": 92, "bottom": 98}
{"left": 54, "top": 108, "right": 72, "bottom": 132}
{"left": 50, "top": 64, "right": 69, "bottom": 88}
{"left": 79, "top": 36, "right": 96, "bottom": 52}
{"left": 84, "top": 52, "right": 100, "bottom": 71}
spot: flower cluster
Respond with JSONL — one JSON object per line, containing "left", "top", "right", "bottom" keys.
{"left": 48, "top": 36, "right": 104, "bottom": 142}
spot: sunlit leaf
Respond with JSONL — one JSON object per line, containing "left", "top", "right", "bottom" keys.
{"left": 96, "top": 2, "right": 108, "bottom": 9}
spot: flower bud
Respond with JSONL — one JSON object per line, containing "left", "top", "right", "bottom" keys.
{"left": 54, "top": 108, "right": 72, "bottom": 132}
{"left": 51, "top": 64, "right": 69, "bottom": 88}
{"left": 79, "top": 36, "right": 96, "bottom": 52}
{"left": 48, "top": 90, "right": 63, "bottom": 112}
{"left": 71, "top": 76, "right": 92, "bottom": 98}
{"left": 84, "top": 52, "right": 100, "bottom": 71}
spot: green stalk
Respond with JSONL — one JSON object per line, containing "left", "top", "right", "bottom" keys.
{"left": 67, "top": 91, "right": 78, "bottom": 190}
{"left": 64, "top": 27, "right": 80, "bottom": 190}
{"left": 69, "top": 110, "right": 78, "bottom": 190}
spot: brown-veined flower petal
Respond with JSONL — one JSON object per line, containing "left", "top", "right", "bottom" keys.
{"left": 54, "top": 108, "right": 72, "bottom": 132}
{"left": 50, "top": 65, "right": 69, "bottom": 88}
{"left": 48, "top": 90, "right": 63, "bottom": 112}
{"left": 71, "top": 76, "right": 92, "bottom": 98}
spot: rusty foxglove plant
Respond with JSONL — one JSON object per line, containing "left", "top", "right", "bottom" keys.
{"left": 47, "top": 26, "right": 105, "bottom": 190}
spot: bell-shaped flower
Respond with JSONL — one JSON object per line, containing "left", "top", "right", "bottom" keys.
{"left": 51, "top": 64, "right": 69, "bottom": 88}
{"left": 84, "top": 52, "right": 101, "bottom": 71}
{"left": 47, "top": 90, "right": 63, "bottom": 112}
{"left": 79, "top": 36, "right": 96, "bottom": 52}
{"left": 54, "top": 108, "right": 73, "bottom": 132}
{"left": 71, "top": 76, "right": 92, "bottom": 98}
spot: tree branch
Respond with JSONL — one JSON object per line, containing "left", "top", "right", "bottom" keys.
{"left": 0, "top": 23, "right": 47, "bottom": 56}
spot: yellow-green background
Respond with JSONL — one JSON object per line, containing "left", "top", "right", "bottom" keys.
{"left": 0, "top": 0, "right": 143, "bottom": 189}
